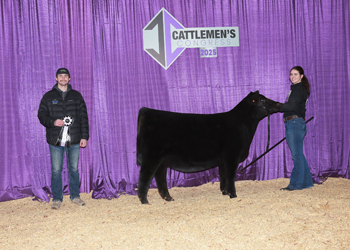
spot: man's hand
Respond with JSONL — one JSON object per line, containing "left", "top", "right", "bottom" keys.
{"left": 80, "top": 139, "right": 87, "bottom": 148}
{"left": 54, "top": 119, "right": 65, "bottom": 127}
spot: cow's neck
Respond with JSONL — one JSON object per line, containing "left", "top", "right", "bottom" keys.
{"left": 245, "top": 118, "right": 260, "bottom": 142}
{"left": 233, "top": 104, "right": 265, "bottom": 145}
{"left": 234, "top": 102, "right": 263, "bottom": 127}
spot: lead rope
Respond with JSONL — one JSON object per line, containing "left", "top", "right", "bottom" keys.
{"left": 239, "top": 116, "right": 314, "bottom": 173}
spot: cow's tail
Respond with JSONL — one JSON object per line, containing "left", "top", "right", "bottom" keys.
{"left": 136, "top": 107, "right": 148, "bottom": 166}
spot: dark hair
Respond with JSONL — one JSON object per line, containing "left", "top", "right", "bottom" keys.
{"left": 291, "top": 66, "right": 310, "bottom": 96}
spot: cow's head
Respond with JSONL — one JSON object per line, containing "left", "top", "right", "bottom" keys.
{"left": 248, "top": 91, "right": 281, "bottom": 118}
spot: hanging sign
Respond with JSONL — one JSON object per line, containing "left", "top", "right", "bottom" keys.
{"left": 143, "top": 8, "right": 239, "bottom": 69}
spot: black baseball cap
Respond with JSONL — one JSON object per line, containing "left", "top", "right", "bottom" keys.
{"left": 56, "top": 68, "right": 70, "bottom": 77}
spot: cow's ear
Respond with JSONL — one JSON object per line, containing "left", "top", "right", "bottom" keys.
{"left": 251, "top": 91, "right": 260, "bottom": 102}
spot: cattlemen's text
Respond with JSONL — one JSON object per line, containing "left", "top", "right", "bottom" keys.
{"left": 172, "top": 29, "right": 236, "bottom": 40}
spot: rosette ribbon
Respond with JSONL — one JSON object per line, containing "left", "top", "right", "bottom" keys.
{"left": 55, "top": 116, "right": 74, "bottom": 148}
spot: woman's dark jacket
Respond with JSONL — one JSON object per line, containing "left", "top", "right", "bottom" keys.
{"left": 38, "top": 84, "right": 89, "bottom": 146}
{"left": 279, "top": 82, "right": 308, "bottom": 119}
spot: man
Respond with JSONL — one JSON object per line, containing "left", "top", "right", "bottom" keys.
{"left": 38, "top": 68, "right": 89, "bottom": 209}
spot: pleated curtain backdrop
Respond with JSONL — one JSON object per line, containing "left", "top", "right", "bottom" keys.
{"left": 0, "top": 0, "right": 349, "bottom": 202}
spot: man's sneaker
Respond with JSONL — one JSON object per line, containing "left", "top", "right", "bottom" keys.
{"left": 71, "top": 197, "right": 85, "bottom": 206}
{"left": 51, "top": 200, "right": 62, "bottom": 209}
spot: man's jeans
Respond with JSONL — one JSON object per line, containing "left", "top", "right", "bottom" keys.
{"left": 285, "top": 117, "right": 314, "bottom": 190}
{"left": 49, "top": 143, "right": 81, "bottom": 202}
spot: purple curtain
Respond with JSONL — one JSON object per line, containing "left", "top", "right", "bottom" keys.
{"left": 0, "top": 0, "right": 349, "bottom": 202}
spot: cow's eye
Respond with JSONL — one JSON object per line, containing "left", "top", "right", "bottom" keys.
{"left": 260, "top": 99, "right": 264, "bottom": 102}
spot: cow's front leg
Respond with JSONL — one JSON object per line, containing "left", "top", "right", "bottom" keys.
{"left": 155, "top": 164, "right": 174, "bottom": 202}
{"left": 224, "top": 160, "right": 238, "bottom": 198}
{"left": 218, "top": 165, "right": 227, "bottom": 195}
{"left": 227, "top": 171, "right": 238, "bottom": 198}
{"left": 138, "top": 165, "right": 158, "bottom": 204}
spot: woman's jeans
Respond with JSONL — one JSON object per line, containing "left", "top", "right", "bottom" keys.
{"left": 49, "top": 143, "right": 81, "bottom": 201}
{"left": 285, "top": 117, "right": 314, "bottom": 190}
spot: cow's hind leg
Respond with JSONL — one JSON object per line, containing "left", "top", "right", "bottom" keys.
{"left": 138, "top": 164, "right": 158, "bottom": 204}
{"left": 154, "top": 164, "right": 174, "bottom": 201}
{"left": 218, "top": 165, "right": 228, "bottom": 195}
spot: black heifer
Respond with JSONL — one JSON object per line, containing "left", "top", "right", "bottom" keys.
{"left": 136, "top": 91, "right": 281, "bottom": 204}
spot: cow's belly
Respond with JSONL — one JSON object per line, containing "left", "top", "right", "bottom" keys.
{"left": 164, "top": 156, "right": 222, "bottom": 173}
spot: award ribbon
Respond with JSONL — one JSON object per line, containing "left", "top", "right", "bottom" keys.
{"left": 55, "top": 116, "right": 74, "bottom": 148}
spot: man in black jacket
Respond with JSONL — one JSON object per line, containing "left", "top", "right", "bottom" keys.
{"left": 38, "top": 68, "right": 89, "bottom": 209}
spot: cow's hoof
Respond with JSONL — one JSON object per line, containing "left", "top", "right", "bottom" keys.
{"left": 164, "top": 197, "right": 174, "bottom": 201}
{"left": 140, "top": 199, "right": 149, "bottom": 204}
{"left": 229, "top": 194, "right": 237, "bottom": 198}
{"left": 222, "top": 190, "right": 228, "bottom": 195}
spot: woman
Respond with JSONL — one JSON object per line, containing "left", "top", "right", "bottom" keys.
{"left": 279, "top": 66, "right": 313, "bottom": 190}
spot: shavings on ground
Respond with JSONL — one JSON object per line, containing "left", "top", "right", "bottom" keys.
{"left": 1, "top": 178, "right": 349, "bottom": 249}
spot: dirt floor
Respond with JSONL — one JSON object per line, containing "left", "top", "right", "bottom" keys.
{"left": 1, "top": 177, "right": 350, "bottom": 250}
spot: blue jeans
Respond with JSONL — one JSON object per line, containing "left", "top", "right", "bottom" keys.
{"left": 285, "top": 117, "right": 314, "bottom": 190}
{"left": 49, "top": 143, "right": 81, "bottom": 201}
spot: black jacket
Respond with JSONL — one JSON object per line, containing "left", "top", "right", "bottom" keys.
{"left": 279, "top": 82, "right": 308, "bottom": 119}
{"left": 38, "top": 84, "right": 89, "bottom": 146}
